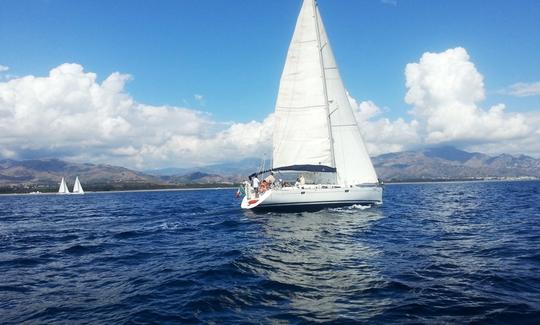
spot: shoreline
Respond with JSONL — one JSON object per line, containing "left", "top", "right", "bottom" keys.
{"left": 385, "top": 178, "right": 539, "bottom": 185}
{"left": 0, "top": 186, "right": 238, "bottom": 196}
{"left": 1, "top": 179, "right": 538, "bottom": 196}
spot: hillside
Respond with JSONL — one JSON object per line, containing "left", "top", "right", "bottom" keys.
{"left": 0, "top": 159, "right": 167, "bottom": 193}
{"left": 156, "top": 146, "right": 540, "bottom": 182}
{"left": 1, "top": 146, "right": 539, "bottom": 193}
{"left": 373, "top": 146, "right": 540, "bottom": 181}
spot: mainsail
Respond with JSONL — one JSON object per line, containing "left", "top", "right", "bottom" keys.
{"left": 272, "top": 0, "right": 378, "bottom": 185}
{"left": 72, "top": 176, "right": 84, "bottom": 194}
{"left": 272, "top": 0, "right": 334, "bottom": 170}
{"left": 58, "top": 177, "right": 70, "bottom": 194}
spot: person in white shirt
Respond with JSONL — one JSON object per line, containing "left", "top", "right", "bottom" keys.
{"left": 251, "top": 176, "right": 260, "bottom": 195}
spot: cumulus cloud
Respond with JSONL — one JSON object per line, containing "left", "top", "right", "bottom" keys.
{"left": 1, "top": 47, "right": 539, "bottom": 170}
{"left": 347, "top": 47, "right": 540, "bottom": 157}
{"left": 347, "top": 96, "right": 420, "bottom": 155}
{"left": 404, "top": 47, "right": 534, "bottom": 145}
{"left": 0, "top": 65, "right": 9, "bottom": 72}
{"left": 503, "top": 81, "right": 540, "bottom": 97}
{"left": 0, "top": 63, "right": 272, "bottom": 168}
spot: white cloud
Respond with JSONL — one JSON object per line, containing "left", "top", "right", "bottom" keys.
{"left": 404, "top": 47, "right": 534, "bottom": 145}
{"left": 503, "top": 81, "right": 540, "bottom": 97}
{"left": 347, "top": 96, "right": 420, "bottom": 155}
{"left": 1, "top": 49, "right": 539, "bottom": 170}
{"left": 0, "top": 65, "right": 12, "bottom": 81}
{"left": 0, "top": 63, "right": 272, "bottom": 169}
{"left": 194, "top": 93, "right": 205, "bottom": 106}
{"left": 345, "top": 47, "right": 540, "bottom": 157}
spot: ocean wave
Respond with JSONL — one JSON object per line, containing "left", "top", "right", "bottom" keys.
{"left": 1, "top": 182, "right": 539, "bottom": 323}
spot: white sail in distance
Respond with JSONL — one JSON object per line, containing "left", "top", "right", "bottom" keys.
{"left": 72, "top": 176, "right": 84, "bottom": 194}
{"left": 272, "top": 0, "right": 378, "bottom": 185}
{"left": 58, "top": 177, "right": 70, "bottom": 194}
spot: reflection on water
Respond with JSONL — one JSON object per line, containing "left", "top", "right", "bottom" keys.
{"left": 375, "top": 182, "right": 540, "bottom": 322}
{"left": 244, "top": 207, "right": 391, "bottom": 321}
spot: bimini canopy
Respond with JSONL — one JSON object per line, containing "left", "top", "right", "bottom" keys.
{"left": 249, "top": 164, "right": 336, "bottom": 178}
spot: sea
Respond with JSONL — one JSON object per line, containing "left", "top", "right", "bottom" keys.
{"left": 1, "top": 181, "right": 539, "bottom": 324}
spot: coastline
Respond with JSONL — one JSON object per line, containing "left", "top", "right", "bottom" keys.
{"left": 0, "top": 185, "right": 238, "bottom": 196}
{"left": 385, "top": 177, "right": 538, "bottom": 185}
{"left": 1, "top": 178, "right": 538, "bottom": 195}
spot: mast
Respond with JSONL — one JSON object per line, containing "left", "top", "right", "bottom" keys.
{"left": 312, "top": 0, "right": 336, "bottom": 169}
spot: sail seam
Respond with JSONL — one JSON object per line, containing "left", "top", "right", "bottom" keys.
{"left": 294, "top": 40, "right": 318, "bottom": 44}
{"left": 277, "top": 105, "right": 326, "bottom": 110}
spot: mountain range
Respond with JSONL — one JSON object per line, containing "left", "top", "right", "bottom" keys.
{"left": 1, "top": 146, "right": 538, "bottom": 193}
{"left": 0, "top": 159, "right": 165, "bottom": 192}
{"left": 146, "top": 146, "right": 540, "bottom": 182}
{"left": 373, "top": 146, "right": 540, "bottom": 181}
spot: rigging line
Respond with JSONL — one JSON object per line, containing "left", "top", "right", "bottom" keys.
{"left": 277, "top": 104, "right": 327, "bottom": 110}
{"left": 295, "top": 39, "right": 318, "bottom": 44}
{"left": 331, "top": 124, "right": 358, "bottom": 128}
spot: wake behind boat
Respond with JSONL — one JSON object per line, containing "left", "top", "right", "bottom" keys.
{"left": 241, "top": 0, "right": 382, "bottom": 211}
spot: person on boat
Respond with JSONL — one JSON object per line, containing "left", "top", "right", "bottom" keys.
{"left": 251, "top": 175, "right": 260, "bottom": 195}
{"left": 236, "top": 181, "right": 249, "bottom": 198}
{"left": 299, "top": 174, "right": 305, "bottom": 185}
{"left": 264, "top": 171, "right": 275, "bottom": 187}
{"left": 259, "top": 180, "right": 268, "bottom": 193}
{"left": 294, "top": 174, "right": 306, "bottom": 188}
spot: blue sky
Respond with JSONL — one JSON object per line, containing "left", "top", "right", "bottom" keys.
{"left": 1, "top": 0, "right": 539, "bottom": 168}
{"left": 2, "top": 0, "right": 538, "bottom": 121}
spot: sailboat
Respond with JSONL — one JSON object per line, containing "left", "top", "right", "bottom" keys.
{"left": 241, "top": 0, "right": 382, "bottom": 210}
{"left": 58, "top": 177, "right": 70, "bottom": 195}
{"left": 72, "top": 176, "right": 84, "bottom": 195}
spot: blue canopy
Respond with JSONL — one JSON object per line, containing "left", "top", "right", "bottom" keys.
{"left": 249, "top": 164, "right": 336, "bottom": 178}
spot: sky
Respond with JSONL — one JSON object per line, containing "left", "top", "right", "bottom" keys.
{"left": 1, "top": 0, "right": 539, "bottom": 169}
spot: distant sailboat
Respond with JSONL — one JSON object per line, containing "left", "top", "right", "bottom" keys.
{"left": 58, "top": 177, "right": 70, "bottom": 195}
{"left": 72, "top": 176, "right": 84, "bottom": 195}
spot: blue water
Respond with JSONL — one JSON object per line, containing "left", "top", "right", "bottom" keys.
{"left": 1, "top": 181, "right": 540, "bottom": 324}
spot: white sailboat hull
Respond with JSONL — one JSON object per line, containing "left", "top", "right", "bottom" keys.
{"left": 241, "top": 185, "right": 382, "bottom": 211}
